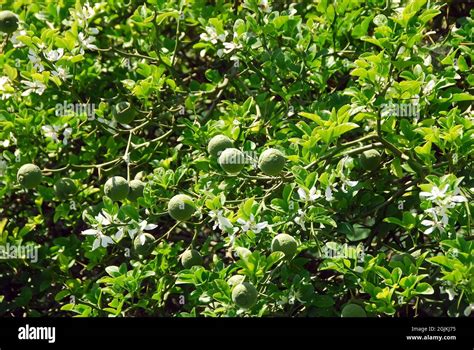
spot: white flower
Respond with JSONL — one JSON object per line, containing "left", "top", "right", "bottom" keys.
{"left": 440, "top": 286, "right": 457, "bottom": 301}
{"left": 21, "top": 79, "right": 46, "bottom": 96}
{"left": 70, "top": 2, "right": 97, "bottom": 27}
{"left": 41, "top": 125, "right": 60, "bottom": 142}
{"left": 217, "top": 41, "right": 243, "bottom": 57}
{"left": 237, "top": 214, "right": 268, "bottom": 233}
{"left": 27, "top": 49, "right": 45, "bottom": 72}
{"left": 52, "top": 66, "right": 72, "bottom": 81}
{"left": 209, "top": 210, "right": 234, "bottom": 232}
{"left": 421, "top": 209, "right": 446, "bottom": 235}
{"left": 14, "top": 149, "right": 20, "bottom": 162}
{"left": 464, "top": 303, "right": 474, "bottom": 317}
{"left": 9, "top": 29, "right": 27, "bottom": 47}
{"left": 298, "top": 186, "right": 321, "bottom": 202}
{"left": 41, "top": 124, "right": 73, "bottom": 145}
{"left": 3, "top": 132, "right": 17, "bottom": 148}
{"left": 341, "top": 178, "right": 358, "bottom": 193}
{"left": 62, "top": 126, "right": 73, "bottom": 145}
{"left": 259, "top": 0, "right": 272, "bottom": 13}
{"left": 79, "top": 2, "right": 96, "bottom": 23}
{"left": 420, "top": 185, "right": 449, "bottom": 202}
{"left": 128, "top": 220, "right": 157, "bottom": 240}
{"left": 114, "top": 227, "right": 126, "bottom": 240}
{"left": 88, "top": 27, "right": 99, "bottom": 36}
{"left": 288, "top": 3, "right": 297, "bottom": 16}
{"left": 200, "top": 26, "right": 227, "bottom": 44}
{"left": 0, "top": 76, "right": 13, "bottom": 100}
{"left": 44, "top": 48, "right": 64, "bottom": 61}
{"left": 0, "top": 76, "right": 10, "bottom": 90}
{"left": 294, "top": 209, "right": 306, "bottom": 230}
{"left": 77, "top": 32, "right": 98, "bottom": 53}
{"left": 81, "top": 210, "right": 121, "bottom": 249}
{"left": 325, "top": 186, "right": 335, "bottom": 201}
{"left": 82, "top": 229, "right": 114, "bottom": 250}
{"left": 447, "top": 188, "right": 467, "bottom": 204}
{"left": 95, "top": 211, "right": 115, "bottom": 226}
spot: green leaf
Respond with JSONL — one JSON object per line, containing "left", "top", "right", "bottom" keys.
{"left": 313, "top": 295, "right": 335, "bottom": 308}
{"left": 415, "top": 283, "right": 434, "bottom": 295}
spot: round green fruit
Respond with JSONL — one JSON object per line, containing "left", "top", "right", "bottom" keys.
{"left": 181, "top": 249, "right": 203, "bottom": 269}
{"left": 359, "top": 149, "right": 381, "bottom": 171}
{"left": 54, "top": 178, "right": 77, "bottom": 199}
{"left": 207, "top": 135, "right": 234, "bottom": 158}
{"left": 258, "top": 148, "right": 286, "bottom": 176}
{"left": 227, "top": 275, "right": 245, "bottom": 287}
{"left": 373, "top": 14, "right": 388, "bottom": 27}
{"left": 232, "top": 282, "right": 257, "bottom": 309}
{"left": 113, "top": 101, "right": 137, "bottom": 124}
{"left": 218, "top": 148, "right": 245, "bottom": 174}
{"left": 127, "top": 179, "right": 145, "bottom": 201}
{"left": 133, "top": 233, "right": 155, "bottom": 258}
{"left": 17, "top": 164, "right": 42, "bottom": 189}
{"left": 271, "top": 233, "right": 298, "bottom": 258}
{"left": 104, "top": 176, "right": 129, "bottom": 201}
{"left": 0, "top": 11, "right": 19, "bottom": 34}
{"left": 168, "top": 194, "right": 195, "bottom": 221}
{"left": 341, "top": 303, "right": 366, "bottom": 317}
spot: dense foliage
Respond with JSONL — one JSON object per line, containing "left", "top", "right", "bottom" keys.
{"left": 0, "top": 0, "right": 472, "bottom": 317}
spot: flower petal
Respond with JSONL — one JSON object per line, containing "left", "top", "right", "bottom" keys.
{"left": 82, "top": 229, "right": 99, "bottom": 236}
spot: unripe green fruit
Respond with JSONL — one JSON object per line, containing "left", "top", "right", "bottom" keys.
{"left": 232, "top": 282, "right": 257, "bottom": 309}
{"left": 228, "top": 275, "right": 245, "bottom": 287}
{"left": 127, "top": 179, "right": 145, "bottom": 201}
{"left": 271, "top": 233, "right": 298, "bottom": 258}
{"left": 17, "top": 164, "right": 42, "bottom": 189}
{"left": 258, "top": 148, "right": 286, "bottom": 176}
{"left": 359, "top": 149, "right": 381, "bottom": 171}
{"left": 218, "top": 148, "right": 245, "bottom": 174}
{"left": 104, "top": 176, "right": 129, "bottom": 201}
{"left": 207, "top": 135, "right": 234, "bottom": 158}
{"left": 181, "top": 249, "right": 203, "bottom": 269}
{"left": 0, "top": 11, "right": 19, "bottom": 34}
{"left": 113, "top": 101, "right": 137, "bottom": 124}
{"left": 341, "top": 303, "right": 366, "bottom": 317}
{"left": 54, "top": 178, "right": 77, "bottom": 199}
{"left": 133, "top": 233, "right": 155, "bottom": 258}
{"left": 373, "top": 14, "right": 388, "bottom": 27}
{"left": 168, "top": 194, "right": 195, "bottom": 221}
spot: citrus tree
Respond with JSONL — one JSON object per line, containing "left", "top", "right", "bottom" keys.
{"left": 0, "top": 0, "right": 472, "bottom": 317}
